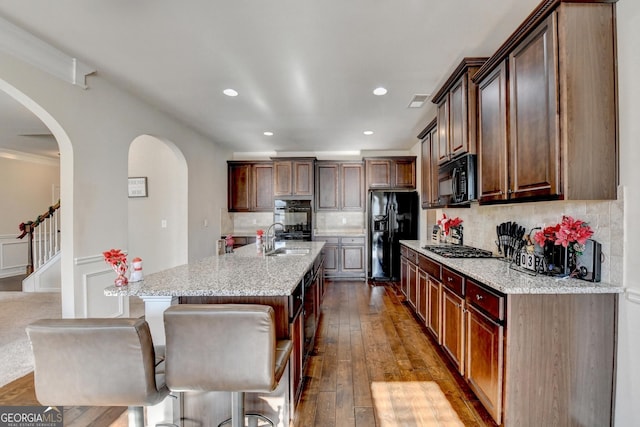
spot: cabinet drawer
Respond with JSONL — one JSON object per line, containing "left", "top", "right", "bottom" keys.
{"left": 341, "top": 237, "right": 365, "bottom": 245}
{"left": 466, "top": 280, "right": 505, "bottom": 322}
{"left": 404, "top": 248, "right": 418, "bottom": 264}
{"left": 442, "top": 267, "right": 464, "bottom": 297}
{"left": 418, "top": 254, "right": 441, "bottom": 280}
{"left": 315, "top": 236, "right": 339, "bottom": 244}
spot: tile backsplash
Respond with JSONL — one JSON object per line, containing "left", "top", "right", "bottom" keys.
{"left": 433, "top": 189, "right": 624, "bottom": 286}
{"left": 315, "top": 212, "right": 365, "bottom": 234}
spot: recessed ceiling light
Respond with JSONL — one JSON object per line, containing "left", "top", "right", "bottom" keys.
{"left": 363, "top": 130, "right": 374, "bottom": 136}
{"left": 263, "top": 131, "right": 274, "bottom": 136}
{"left": 373, "top": 87, "right": 388, "bottom": 96}
{"left": 223, "top": 88, "right": 238, "bottom": 97}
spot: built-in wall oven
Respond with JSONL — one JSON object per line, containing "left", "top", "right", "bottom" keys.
{"left": 274, "top": 199, "right": 313, "bottom": 241}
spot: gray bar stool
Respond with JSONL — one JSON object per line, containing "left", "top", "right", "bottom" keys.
{"left": 164, "top": 304, "right": 293, "bottom": 427}
{"left": 26, "top": 318, "right": 171, "bottom": 427}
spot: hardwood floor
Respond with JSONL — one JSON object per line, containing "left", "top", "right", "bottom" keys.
{"left": 294, "top": 280, "right": 496, "bottom": 426}
{"left": 0, "top": 280, "right": 495, "bottom": 426}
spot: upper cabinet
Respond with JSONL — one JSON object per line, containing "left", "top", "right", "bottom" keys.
{"left": 273, "top": 158, "right": 315, "bottom": 197}
{"left": 474, "top": 0, "right": 618, "bottom": 203}
{"left": 432, "top": 58, "right": 488, "bottom": 165}
{"left": 228, "top": 161, "right": 274, "bottom": 212}
{"left": 365, "top": 157, "right": 416, "bottom": 190}
{"left": 419, "top": 118, "right": 439, "bottom": 209}
{"left": 316, "top": 161, "right": 365, "bottom": 211}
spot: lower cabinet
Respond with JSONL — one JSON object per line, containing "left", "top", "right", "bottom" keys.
{"left": 441, "top": 285, "right": 465, "bottom": 375}
{"left": 466, "top": 304, "right": 504, "bottom": 425}
{"left": 417, "top": 269, "right": 428, "bottom": 321}
{"left": 290, "top": 309, "right": 304, "bottom": 409}
{"left": 427, "top": 277, "right": 441, "bottom": 342}
{"left": 316, "top": 236, "right": 365, "bottom": 280}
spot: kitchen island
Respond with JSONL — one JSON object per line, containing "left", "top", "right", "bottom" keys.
{"left": 105, "top": 240, "right": 326, "bottom": 427}
{"left": 400, "top": 240, "right": 622, "bottom": 427}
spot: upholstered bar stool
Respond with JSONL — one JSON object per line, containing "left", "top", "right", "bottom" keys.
{"left": 164, "top": 304, "right": 293, "bottom": 427}
{"left": 26, "top": 318, "right": 171, "bottom": 427}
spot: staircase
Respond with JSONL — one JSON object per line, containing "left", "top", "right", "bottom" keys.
{"left": 17, "top": 201, "right": 61, "bottom": 292}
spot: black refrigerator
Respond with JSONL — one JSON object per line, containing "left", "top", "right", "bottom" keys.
{"left": 369, "top": 191, "right": 418, "bottom": 280}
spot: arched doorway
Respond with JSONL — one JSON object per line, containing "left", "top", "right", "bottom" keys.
{"left": 128, "top": 135, "right": 188, "bottom": 274}
{"left": 0, "top": 78, "right": 75, "bottom": 315}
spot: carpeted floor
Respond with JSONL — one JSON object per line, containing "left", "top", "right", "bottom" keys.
{"left": 0, "top": 275, "right": 26, "bottom": 291}
{"left": 0, "top": 292, "right": 144, "bottom": 387}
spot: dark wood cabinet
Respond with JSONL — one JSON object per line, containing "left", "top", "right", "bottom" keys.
{"left": 427, "top": 276, "right": 441, "bottom": 342}
{"left": 419, "top": 119, "right": 439, "bottom": 209}
{"left": 407, "top": 260, "right": 418, "bottom": 310}
{"left": 316, "top": 161, "right": 364, "bottom": 211}
{"left": 316, "top": 236, "right": 365, "bottom": 280}
{"left": 290, "top": 308, "right": 304, "bottom": 406}
{"left": 474, "top": 1, "right": 618, "bottom": 203}
{"left": 228, "top": 161, "right": 273, "bottom": 212}
{"left": 466, "top": 300, "right": 504, "bottom": 425}
{"left": 477, "top": 61, "right": 509, "bottom": 202}
{"left": 432, "top": 58, "right": 486, "bottom": 165}
{"left": 417, "top": 269, "right": 427, "bottom": 322}
{"left": 441, "top": 285, "right": 465, "bottom": 375}
{"left": 365, "top": 157, "right": 416, "bottom": 190}
{"left": 274, "top": 159, "right": 315, "bottom": 197}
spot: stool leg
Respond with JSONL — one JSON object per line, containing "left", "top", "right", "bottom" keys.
{"left": 231, "top": 391, "right": 244, "bottom": 427}
{"left": 128, "top": 406, "right": 144, "bottom": 427}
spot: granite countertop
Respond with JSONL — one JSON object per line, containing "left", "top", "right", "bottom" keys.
{"left": 400, "top": 240, "right": 624, "bottom": 295}
{"left": 104, "top": 241, "right": 325, "bottom": 297}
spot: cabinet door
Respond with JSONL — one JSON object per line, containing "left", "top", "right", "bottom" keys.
{"left": 228, "top": 163, "right": 251, "bottom": 211}
{"left": 449, "top": 76, "right": 469, "bottom": 158}
{"left": 323, "top": 244, "right": 339, "bottom": 276}
{"left": 437, "top": 99, "right": 450, "bottom": 164}
{"left": 417, "top": 269, "right": 427, "bottom": 322}
{"left": 508, "top": 13, "right": 560, "bottom": 200}
{"left": 341, "top": 244, "right": 365, "bottom": 275}
{"left": 427, "top": 277, "right": 441, "bottom": 342}
{"left": 421, "top": 133, "right": 432, "bottom": 209}
{"left": 430, "top": 127, "right": 441, "bottom": 206}
{"left": 441, "top": 286, "right": 465, "bottom": 375}
{"left": 366, "top": 159, "right": 392, "bottom": 189}
{"left": 478, "top": 61, "right": 509, "bottom": 203}
{"left": 394, "top": 158, "right": 416, "bottom": 189}
{"left": 466, "top": 305, "right": 503, "bottom": 425}
{"left": 316, "top": 163, "right": 339, "bottom": 210}
{"left": 273, "top": 161, "right": 293, "bottom": 196}
{"left": 290, "top": 310, "right": 304, "bottom": 407}
{"left": 400, "top": 257, "right": 408, "bottom": 298}
{"left": 252, "top": 163, "right": 274, "bottom": 211}
{"left": 408, "top": 261, "right": 418, "bottom": 309}
{"left": 341, "top": 163, "right": 364, "bottom": 210}
{"left": 293, "top": 161, "right": 314, "bottom": 196}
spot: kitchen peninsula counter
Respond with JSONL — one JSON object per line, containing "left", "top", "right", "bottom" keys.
{"left": 400, "top": 240, "right": 623, "bottom": 294}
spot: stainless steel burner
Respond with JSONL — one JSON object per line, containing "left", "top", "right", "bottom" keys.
{"left": 422, "top": 245, "right": 493, "bottom": 258}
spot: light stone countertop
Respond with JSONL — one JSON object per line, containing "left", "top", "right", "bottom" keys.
{"left": 104, "top": 241, "right": 325, "bottom": 297}
{"left": 400, "top": 240, "right": 623, "bottom": 295}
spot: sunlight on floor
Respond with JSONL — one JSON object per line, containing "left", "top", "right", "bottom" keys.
{"left": 371, "top": 381, "right": 464, "bottom": 426}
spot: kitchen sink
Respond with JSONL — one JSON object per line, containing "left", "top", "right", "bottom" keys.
{"left": 265, "top": 247, "right": 310, "bottom": 256}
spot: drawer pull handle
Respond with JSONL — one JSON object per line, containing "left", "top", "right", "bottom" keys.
{"left": 447, "top": 277, "right": 453, "bottom": 282}
{"left": 475, "top": 294, "right": 483, "bottom": 301}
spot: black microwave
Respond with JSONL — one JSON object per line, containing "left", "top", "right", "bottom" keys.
{"left": 437, "top": 154, "right": 477, "bottom": 206}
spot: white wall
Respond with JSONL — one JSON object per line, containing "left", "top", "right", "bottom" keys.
{"left": 0, "top": 49, "right": 230, "bottom": 317}
{"left": 0, "top": 156, "right": 59, "bottom": 278}
{"left": 615, "top": 0, "right": 640, "bottom": 424}
{"left": 128, "top": 135, "right": 188, "bottom": 275}
{"left": 0, "top": 156, "right": 59, "bottom": 235}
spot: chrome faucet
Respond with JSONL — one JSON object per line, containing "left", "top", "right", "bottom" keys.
{"left": 264, "top": 222, "right": 284, "bottom": 253}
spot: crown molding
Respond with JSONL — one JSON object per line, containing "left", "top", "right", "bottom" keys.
{"left": 0, "top": 15, "right": 95, "bottom": 88}
{"left": 0, "top": 148, "right": 59, "bottom": 166}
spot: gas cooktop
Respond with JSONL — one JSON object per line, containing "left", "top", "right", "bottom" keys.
{"left": 422, "top": 245, "right": 494, "bottom": 259}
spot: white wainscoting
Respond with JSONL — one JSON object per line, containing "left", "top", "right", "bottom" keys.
{"left": 0, "top": 234, "right": 28, "bottom": 278}
{"left": 75, "top": 254, "right": 129, "bottom": 318}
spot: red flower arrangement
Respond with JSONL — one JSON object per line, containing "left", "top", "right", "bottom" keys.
{"left": 103, "top": 248, "right": 128, "bottom": 286}
{"left": 534, "top": 216, "right": 593, "bottom": 251}
{"left": 437, "top": 213, "right": 463, "bottom": 236}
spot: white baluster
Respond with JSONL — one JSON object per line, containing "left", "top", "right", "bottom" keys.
{"left": 44, "top": 218, "right": 49, "bottom": 263}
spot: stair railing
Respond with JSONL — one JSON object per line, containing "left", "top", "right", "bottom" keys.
{"left": 17, "top": 200, "right": 61, "bottom": 274}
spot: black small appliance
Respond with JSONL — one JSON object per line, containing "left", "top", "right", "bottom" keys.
{"left": 437, "top": 154, "right": 476, "bottom": 206}
{"left": 575, "top": 239, "right": 602, "bottom": 282}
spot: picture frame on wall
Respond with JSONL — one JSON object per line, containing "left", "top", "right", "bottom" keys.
{"left": 128, "top": 177, "right": 148, "bottom": 198}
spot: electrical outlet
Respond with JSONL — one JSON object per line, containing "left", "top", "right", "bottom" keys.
{"left": 342, "top": 217, "right": 347, "bottom": 224}
{"left": 203, "top": 219, "right": 208, "bottom": 227}
{"left": 253, "top": 219, "right": 257, "bottom": 224}
{"left": 161, "top": 219, "right": 167, "bottom": 228}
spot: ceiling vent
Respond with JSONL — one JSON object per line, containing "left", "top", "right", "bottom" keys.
{"left": 408, "top": 94, "right": 430, "bottom": 108}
